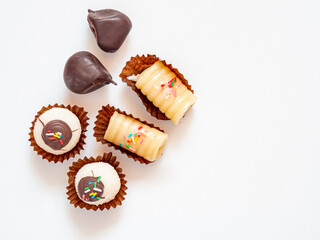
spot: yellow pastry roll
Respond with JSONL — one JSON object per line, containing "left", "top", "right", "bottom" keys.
{"left": 104, "top": 111, "right": 168, "bottom": 162}
{"left": 135, "top": 61, "right": 197, "bottom": 125}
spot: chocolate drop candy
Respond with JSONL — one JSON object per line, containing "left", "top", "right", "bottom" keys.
{"left": 87, "top": 9, "right": 132, "bottom": 53}
{"left": 63, "top": 51, "right": 116, "bottom": 94}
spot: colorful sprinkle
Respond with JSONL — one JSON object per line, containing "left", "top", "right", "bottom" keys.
{"left": 47, "top": 130, "right": 51, "bottom": 133}
{"left": 94, "top": 182, "right": 97, "bottom": 188}
{"left": 84, "top": 189, "right": 90, "bottom": 193}
{"left": 82, "top": 195, "right": 85, "bottom": 200}
{"left": 88, "top": 182, "right": 92, "bottom": 185}
{"left": 129, "top": 147, "right": 136, "bottom": 152}
{"left": 91, "top": 196, "right": 95, "bottom": 199}
{"left": 85, "top": 187, "right": 89, "bottom": 190}
{"left": 123, "top": 134, "right": 128, "bottom": 141}
{"left": 119, "top": 127, "right": 148, "bottom": 152}
{"left": 171, "top": 79, "right": 175, "bottom": 87}
{"left": 94, "top": 188, "right": 102, "bottom": 192}
{"left": 60, "top": 140, "right": 63, "bottom": 145}
{"left": 46, "top": 133, "right": 54, "bottom": 136}
{"left": 49, "top": 137, "right": 56, "bottom": 140}
{"left": 97, "top": 197, "right": 101, "bottom": 200}
{"left": 97, "top": 176, "right": 101, "bottom": 183}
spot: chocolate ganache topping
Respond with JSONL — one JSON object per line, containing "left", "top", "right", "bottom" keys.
{"left": 41, "top": 120, "right": 72, "bottom": 150}
{"left": 78, "top": 176, "right": 105, "bottom": 202}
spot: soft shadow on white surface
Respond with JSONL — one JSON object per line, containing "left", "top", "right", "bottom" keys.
{"left": 67, "top": 204, "right": 123, "bottom": 238}
{"left": 29, "top": 150, "right": 69, "bottom": 186}
{"left": 163, "top": 106, "right": 196, "bottom": 136}
{"left": 63, "top": 86, "right": 111, "bottom": 113}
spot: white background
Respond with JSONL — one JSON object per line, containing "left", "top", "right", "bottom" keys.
{"left": 0, "top": 0, "right": 319, "bottom": 239}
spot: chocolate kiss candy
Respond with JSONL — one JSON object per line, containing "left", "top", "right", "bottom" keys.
{"left": 87, "top": 9, "right": 132, "bottom": 53}
{"left": 63, "top": 51, "right": 116, "bottom": 94}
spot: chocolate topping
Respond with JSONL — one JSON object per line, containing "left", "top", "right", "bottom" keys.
{"left": 41, "top": 120, "right": 72, "bottom": 150}
{"left": 78, "top": 176, "right": 105, "bottom": 202}
{"left": 63, "top": 51, "right": 116, "bottom": 94}
{"left": 87, "top": 9, "right": 132, "bottom": 53}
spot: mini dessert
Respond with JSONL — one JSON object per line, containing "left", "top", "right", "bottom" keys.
{"left": 94, "top": 105, "right": 168, "bottom": 164}
{"left": 29, "top": 104, "right": 89, "bottom": 163}
{"left": 66, "top": 152, "right": 127, "bottom": 211}
{"left": 63, "top": 51, "right": 116, "bottom": 94}
{"left": 105, "top": 111, "right": 168, "bottom": 161}
{"left": 120, "top": 55, "right": 196, "bottom": 125}
{"left": 87, "top": 9, "right": 132, "bottom": 53}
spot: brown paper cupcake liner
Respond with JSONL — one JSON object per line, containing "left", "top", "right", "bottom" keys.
{"left": 66, "top": 152, "right": 127, "bottom": 211}
{"left": 93, "top": 104, "right": 165, "bottom": 165}
{"left": 29, "top": 104, "right": 89, "bottom": 163}
{"left": 119, "top": 54, "right": 194, "bottom": 120}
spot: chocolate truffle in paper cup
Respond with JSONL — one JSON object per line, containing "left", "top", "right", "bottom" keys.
{"left": 29, "top": 104, "right": 88, "bottom": 163}
{"left": 94, "top": 105, "right": 168, "bottom": 164}
{"left": 119, "top": 54, "right": 197, "bottom": 125}
{"left": 66, "top": 153, "right": 127, "bottom": 211}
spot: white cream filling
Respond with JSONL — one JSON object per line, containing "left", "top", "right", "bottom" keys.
{"left": 127, "top": 74, "right": 139, "bottom": 81}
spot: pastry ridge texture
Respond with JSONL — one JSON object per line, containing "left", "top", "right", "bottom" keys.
{"left": 119, "top": 54, "right": 194, "bottom": 121}
{"left": 94, "top": 104, "right": 166, "bottom": 164}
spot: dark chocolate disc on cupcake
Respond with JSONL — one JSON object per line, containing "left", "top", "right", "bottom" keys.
{"left": 41, "top": 120, "right": 72, "bottom": 151}
{"left": 29, "top": 104, "right": 89, "bottom": 163}
{"left": 75, "top": 162, "right": 120, "bottom": 205}
{"left": 33, "top": 107, "right": 81, "bottom": 155}
{"left": 77, "top": 176, "right": 105, "bottom": 202}
{"left": 67, "top": 153, "right": 127, "bottom": 210}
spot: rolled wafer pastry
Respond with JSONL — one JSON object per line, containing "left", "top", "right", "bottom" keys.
{"left": 104, "top": 111, "right": 168, "bottom": 162}
{"left": 120, "top": 55, "right": 196, "bottom": 125}
{"left": 135, "top": 61, "right": 196, "bottom": 125}
{"left": 93, "top": 105, "right": 168, "bottom": 164}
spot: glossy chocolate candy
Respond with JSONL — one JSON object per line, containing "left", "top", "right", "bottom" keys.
{"left": 87, "top": 9, "right": 132, "bottom": 53}
{"left": 63, "top": 51, "right": 116, "bottom": 94}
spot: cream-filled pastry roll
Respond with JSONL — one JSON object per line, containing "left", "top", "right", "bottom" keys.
{"left": 104, "top": 111, "right": 168, "bottom": 162}
{"left": 135, "top": 61, "right": 197, "bottom": 125}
